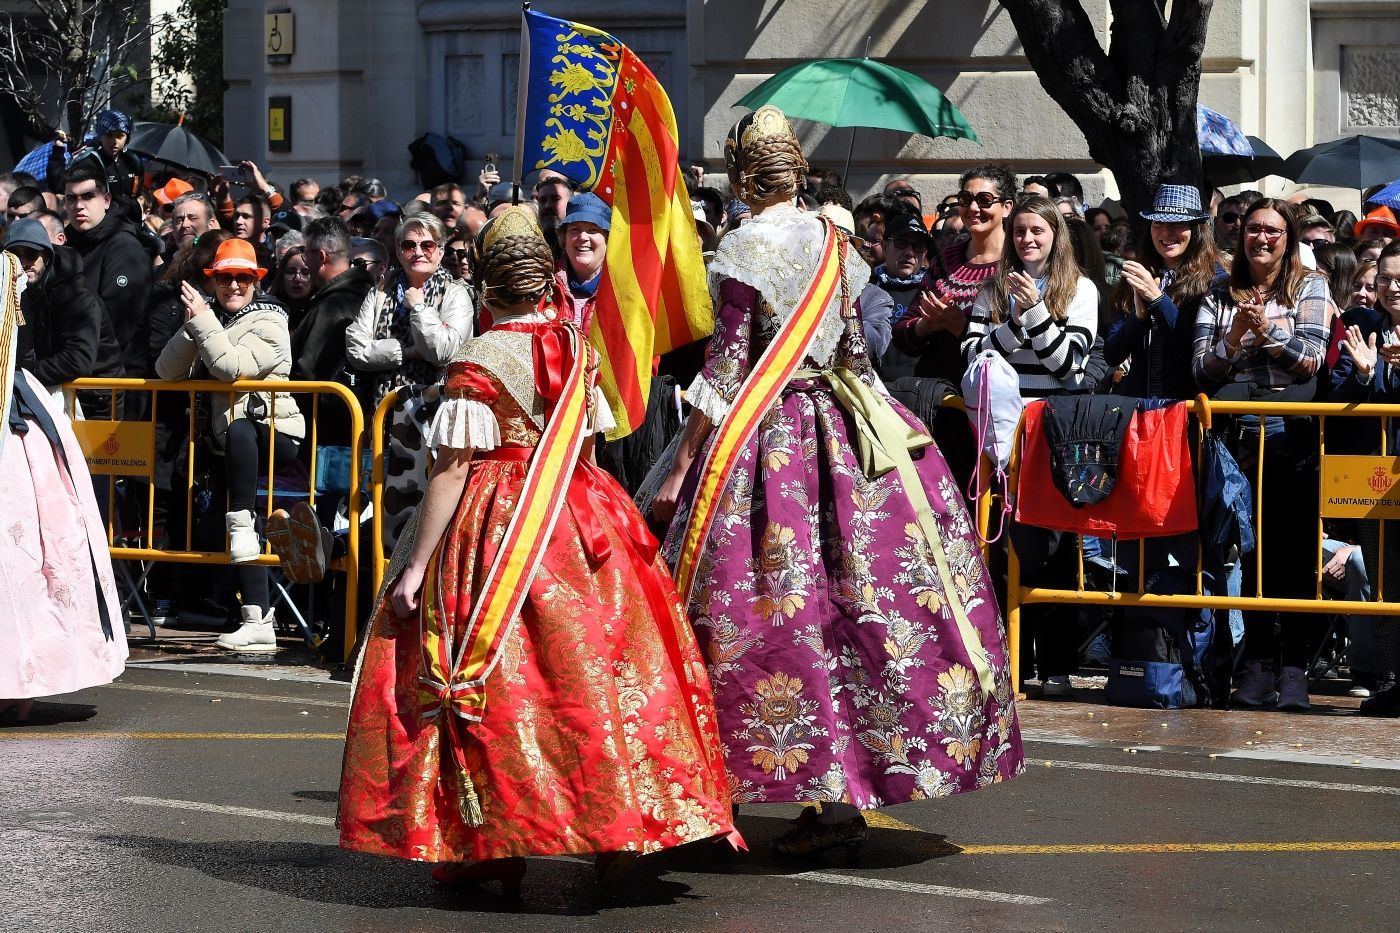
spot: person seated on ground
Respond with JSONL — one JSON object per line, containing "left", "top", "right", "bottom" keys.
{"left": 1104, "top": 184, "right": 1222, "bottom": 400}
{"left": 346, "top": 211, "right": 474, "bottom": 413}
{"left": 1194, "top": 198, "right": 1331, "bottom": 713}
{"left": 9, "top": 217, "right": 123, "bottom": 390}
{"left": 154, "top": 238, "right": 304, "bottom": 653}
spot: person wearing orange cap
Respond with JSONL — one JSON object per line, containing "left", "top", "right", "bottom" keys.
{"left": 154, "top": 238, "right": 305, "bottom": 652}
{"left": 1355, "top": 205, "right": 1400, "bottom": 244}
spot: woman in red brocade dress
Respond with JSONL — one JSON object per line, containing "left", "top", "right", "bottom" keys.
{"left": 338, "top": 208, "right": 735, "bottom": 896}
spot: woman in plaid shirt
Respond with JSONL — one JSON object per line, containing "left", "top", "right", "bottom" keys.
{"left": 1193, "top": 198, "right": 1331, "bottom": 713}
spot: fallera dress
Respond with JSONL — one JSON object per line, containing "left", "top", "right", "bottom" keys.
{"left": 339, "top": 311, "right": 735, "bottom": 862}
{"left": 0, "top": 369, "right": 127, "bottom": 699}
{"left": 662, "top": 205, "right": 1024, "bottom": 807}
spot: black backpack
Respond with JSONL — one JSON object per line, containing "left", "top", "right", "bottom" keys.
{"left": 1106, "top": 568, "right": 1217, "bottom": 709}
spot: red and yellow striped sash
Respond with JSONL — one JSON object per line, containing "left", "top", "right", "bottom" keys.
{"left": 673, "top": 220, "right": 844, "bottom": 604}
{"left": 418, "top": 324, "right": 591, "bottom": 724}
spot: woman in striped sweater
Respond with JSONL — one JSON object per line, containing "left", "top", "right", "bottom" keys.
{"left": 961, "top": 195, "right": 1099, "bottom": 697}
{"left": 961, "top": 194, "right": 1099, "bottom": 396}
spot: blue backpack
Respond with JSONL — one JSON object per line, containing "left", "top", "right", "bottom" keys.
{"left": 1106, "top": 568, "right": 1216, "bottom": 709}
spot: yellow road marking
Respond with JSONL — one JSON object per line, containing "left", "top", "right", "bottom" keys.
{"left": 864, "top": 810, "right": 923, "bottom": 832}
{"left": 956, "top": 841, "right": 1400, "bottom": 855}
{"left": 0, "top": 731, "right": 342, "bottom": 740}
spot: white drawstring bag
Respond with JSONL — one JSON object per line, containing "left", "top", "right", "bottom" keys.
{"left": 961, "top": 350, "right": 1025, "bottom": 543}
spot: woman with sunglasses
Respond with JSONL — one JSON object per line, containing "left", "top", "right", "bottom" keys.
{"left": 345, "top": 211, "right": 473, "bottom": 410}
{"left": 891, "top": 164, "right": 1015, "bottom": 385}
{"left": 268, "top": 245, "right": 315, "bottom": 331}
{"left": 443, "top": 232, "right": 473, "bottom": 284}
{"left": 155, "top": 238, "right": 305, "bottom": 652}
{"left": 1193, "top": 198, "right": 1331, "bottom": 712}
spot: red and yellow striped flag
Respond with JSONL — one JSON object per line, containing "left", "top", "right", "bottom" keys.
{"left": 518, "top": 11, "right": 713, "bottom": 439}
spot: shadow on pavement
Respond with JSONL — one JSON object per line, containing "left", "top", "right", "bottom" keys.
{"left": 95, "top": 833, "right": 700, "bottom": 916}
{"left": 651, "top": 812, "right": 958, "bottom": 877}
{"left": 0, "top": 702, "right": 97, "bottom": 728}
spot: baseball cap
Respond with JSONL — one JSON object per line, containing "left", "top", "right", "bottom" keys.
{"left": 817, "top": 203, "right": 857, "bottom": 235}
{"left": 884, "top": 212, "right": 930, "bottom": 243}
{"left": 487, "top": 181, "right": 518, "bottom": 209}
{"left": 559, "top": 192, "right": 611, "bottom": 231}
{"left": 154, "top": 178, "right": 195, "bottom": 206}
{"left": 204, "top": 238, "right": 267, "bottom": 279}
{"left": 269, "top": 207, "right": 303, "bottom": 233}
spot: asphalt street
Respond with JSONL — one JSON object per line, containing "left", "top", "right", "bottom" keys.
{"left": 2, "top": 662, "right": 1397, "bottom": 933}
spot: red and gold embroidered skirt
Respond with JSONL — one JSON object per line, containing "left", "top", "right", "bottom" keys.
{"left": 339, "top": 453, "right": 735, "bottom": 862}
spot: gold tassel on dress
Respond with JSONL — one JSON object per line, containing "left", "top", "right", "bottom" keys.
{"left": 446, "top": 717, "right": 485, "bottom": 827}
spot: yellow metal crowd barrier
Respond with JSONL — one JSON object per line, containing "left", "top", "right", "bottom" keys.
{"left": 65, "top": 377, "right": 364, "bottom": 663}
{"left": 1001, "top": 397, "right": 1400, "bottom": 691}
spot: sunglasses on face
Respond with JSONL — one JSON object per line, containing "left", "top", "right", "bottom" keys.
{"left": 213, "top": 273, "right": 258, "bottom": 288}
{"left": 350, "top": 258, "right": 383, "bottom": 271}
{"left": 1221, "top": 212, "right": 1243, "bottom": 224}
{"left": 399, "top": 239, "right": 439, "bottom": 255}
{"left": 445, "top": 247, "right": 469, "bottom": 261}
{"left": 956, "top": 190, "right": 1006, "bottom": 209}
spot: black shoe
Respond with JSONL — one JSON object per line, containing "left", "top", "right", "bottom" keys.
{"left": 1358, "top": 684, "right": 1400, "bottom": 718}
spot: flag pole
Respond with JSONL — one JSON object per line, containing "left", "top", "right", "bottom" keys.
{"left": 511, "top": 2, "right": 532, "bottom": 205}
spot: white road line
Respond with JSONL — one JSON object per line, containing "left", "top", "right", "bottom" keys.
{"left": 107, "top": 682, "right": 347, "bottom": 708}
{"left": 122, "top": 796, "right": 335, "bottom": 826}
{"left": 1217, "top": 749, "right": 1400, "bottom": 772}
{"left": 790, "top": 871, "right": 1051, "bottom": 906}
{"left": 1034, "top": 759, "right": 1400, "bottom": 795}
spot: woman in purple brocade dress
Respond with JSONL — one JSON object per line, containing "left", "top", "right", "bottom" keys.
{"left": 650, "top": 106, "right": 1023, "bottom": 857}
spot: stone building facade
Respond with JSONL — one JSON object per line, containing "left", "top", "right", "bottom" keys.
{"left": 223, "top": 0, "right": 1400, "bottom": 209}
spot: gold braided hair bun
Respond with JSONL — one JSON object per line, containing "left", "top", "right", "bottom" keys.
{"left": 724, "top": 105, "right": 808, "bottom": 204}
{"left": 477, "top": 205, "right": 554, "bottom": 307}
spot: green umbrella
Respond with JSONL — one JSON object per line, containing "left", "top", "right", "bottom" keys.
{"left": 735, "top": 57, "right": 980, "bottom": 179}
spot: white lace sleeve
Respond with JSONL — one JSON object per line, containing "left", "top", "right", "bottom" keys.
{"left": 589, "top": 385, "right": 616, "bottom": 436}
{"left": 684, "top": 373, "right": 730, "bottom": 423}
{"left": 425, "top": 397, "right": 500, "bottom": 451}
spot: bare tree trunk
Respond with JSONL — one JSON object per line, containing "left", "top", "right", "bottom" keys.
{"left": 998, "top": 0, "right": 1214, "bottom": 221}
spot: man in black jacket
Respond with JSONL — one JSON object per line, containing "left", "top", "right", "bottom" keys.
{"left": 63, "top": 162, "right": 154, "bottom": 390}
{"left": 9, "top": 218, "right": 124, "bottom": 387}
{"left": 295, "top": 216, "right": 374, "bottom": 384}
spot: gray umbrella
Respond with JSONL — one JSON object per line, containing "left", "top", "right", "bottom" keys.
{"left": 1281, "top": 134, "right": 1400, "bottom": 190}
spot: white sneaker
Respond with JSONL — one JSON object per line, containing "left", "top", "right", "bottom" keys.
{"left": 1041, "top": 674, "right": 1074, "bottom": 698}
{"left": 226, "top": 509, "right": 261, "bottom": 564}
{"left": 216, "top": 606, "right": 277, "bottom": 652}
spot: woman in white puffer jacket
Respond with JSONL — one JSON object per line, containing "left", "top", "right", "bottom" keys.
{"left": 156, "top": 237, "right": 303, "bottom": 652}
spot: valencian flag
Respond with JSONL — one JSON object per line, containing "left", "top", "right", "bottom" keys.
{"left": 515, "top": 8, "right": 712, "bottom": 439}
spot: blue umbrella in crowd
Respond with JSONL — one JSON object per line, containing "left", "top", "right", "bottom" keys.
{"left": 1361, "top": 176, "right": 1400, "bottom": 211}
{"left": 1202, "top": 135, "right": 1287, "bottom": 187}
{"left": 13, "top": 141, "right": 65, "bottom": 180}
{"left": 1197, "top": 104, "right": 1254, "bottom": 157}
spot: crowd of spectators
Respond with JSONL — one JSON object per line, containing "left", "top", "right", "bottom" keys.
{"left": 5, "top": 107, "right": 1397, "bottom": 715}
